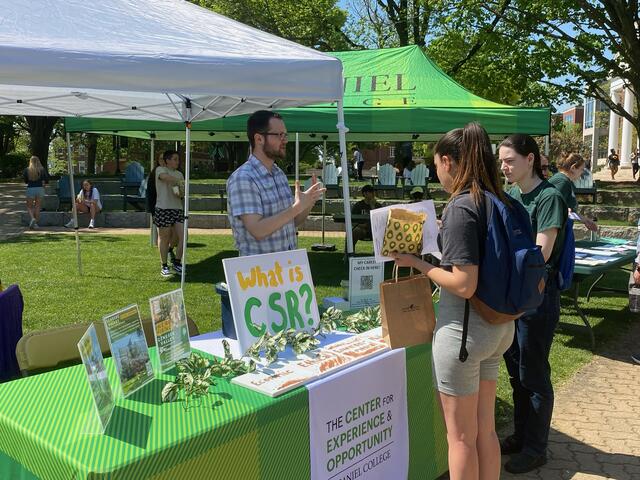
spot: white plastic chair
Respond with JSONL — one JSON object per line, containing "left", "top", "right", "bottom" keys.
{"left": 322, "top": 163, "right": 339, "bottom": 186}
{"left": 377, "top": 164, "right": 396, "bottom": 185}
{"left": 411, "top": 164, "right": 428, "bottom": 187}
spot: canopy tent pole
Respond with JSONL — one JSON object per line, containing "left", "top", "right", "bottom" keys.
{"left": 544, "top": 135, "right": 550, "bottom": 156}
{"left": 66, "top": 132, "right": 82, "bottom": 275}
{"left": 150, "top": 134, "right": 157, "bottom": 247}
{"left": 295, "top": 132, "right": 300, "bottom": 182}
{"left": 337, "top": 100, "right": 353, "bottom": 255}
{"left": 311, "top": 136, "right": 335, "bottom": 251}
{"left": 180, "top": 103, "right": 192, "bottom": 289}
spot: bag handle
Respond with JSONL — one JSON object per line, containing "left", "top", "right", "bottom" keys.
{"left": 391, "top": 263, "right": 416, "bottom": 283}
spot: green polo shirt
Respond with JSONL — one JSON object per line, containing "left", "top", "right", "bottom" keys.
{"left": 548, "top": 172, "right": 578, "bottom": 210}
{"left": 510, "top": 180, "right": 568, "bottom": 269}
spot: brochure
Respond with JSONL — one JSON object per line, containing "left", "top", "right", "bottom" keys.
{"left": 149, "top": 289, "right": 191, "bottom": 372}
{"left": 103, "top": 305, "right": 154, "bottom": 397}
{"left": 77, "top": 324, "right": 114, "bottom": 433}
{"left": 232, "top": 329, "right": 389, "bottom": 397}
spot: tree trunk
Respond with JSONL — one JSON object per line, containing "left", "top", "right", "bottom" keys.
{"left": 26, "top": 116, "right": 58, "bottom": 176}
{"left": 86, "top": 134, "right": 97, "bottom": 175}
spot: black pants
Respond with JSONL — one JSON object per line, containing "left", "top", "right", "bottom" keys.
{"left": 503, "top": 275, "right": 560, "bottom": 457}
{"left": 357, "top": 162, "right": 364, "bottom": 180}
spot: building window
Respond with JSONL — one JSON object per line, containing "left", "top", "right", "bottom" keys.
{"left": 584, "top": 98, "right": 595, "bottom": 129}
{"left": 565, "top": 114, "right": 574, "bottom": 124}
{"left": 389, "top": 146, "right": 395, "bottom": 159}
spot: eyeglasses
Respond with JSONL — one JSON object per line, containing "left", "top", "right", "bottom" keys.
{"left": 261, "top": 131, "right": 288, "bottom": 140}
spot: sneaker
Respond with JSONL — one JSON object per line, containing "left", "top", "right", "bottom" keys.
{"left": 172, "top": 261, "right": 183, "bottom": 274}
{"left": 168, "top": 248, "right": 176, "bottom": 264}
{"left": 32, "top": 223, "right": 39, "bottom": 229}
{"left": 88, "top": 220, "right": 95, "bottom": 229}
{"left": 161, "top": 265, "right": 171, "bottom": 277}
{"left": 632, "top": 353, "right": 640, "bottom": 364}
{"left": 500, "top": 434, "right": 523, "bottom": 455}
{"left": 64, "top": 219, "right": 74, "bottom": 228}
{"left": 504, "top": 452, "right": 547, "bottom": 474}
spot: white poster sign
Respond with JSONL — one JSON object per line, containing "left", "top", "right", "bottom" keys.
{"left": 308, "top": 349, "right": 409, "bottom": 480}
{"left": 370, "top": 200, "right": 439, "bottom": 262}
{"left": 348, "top": 257, "right": 384, "bottom": 309}
{"left": 223, "top": 249, "right": 320, "bottom": 355}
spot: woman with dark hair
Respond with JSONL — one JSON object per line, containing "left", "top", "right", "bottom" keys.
{"left": 498, "top": 134, "right": 567, "bottom": 474}
{"left": 393, "top": 122, "right": 514, "bottom": 480}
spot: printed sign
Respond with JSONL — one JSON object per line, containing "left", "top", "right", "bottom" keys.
{"left": 370, "top": 200, "right": 439, "bottom": 262}
{"left": 149, "top": 289, "right": 191, "bottom": 372}
{"left": 77, "top": 324, "right": 114, "bottom": 433}
{"left": 308, "top": 349, "right": 409, "bottom": 480}
{"left": 349, "top": 257, "right": 384, "bottom": 309}
{"left": 103, "top": 305, "right": 154, "bottom": 397}
{"left": 223, "top": 249, "right": 320, "bottom": 355}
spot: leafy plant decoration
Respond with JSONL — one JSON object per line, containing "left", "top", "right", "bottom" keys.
{"left": 342, "top": 306, "right": 381, "bottom": 333}
{"left": 315, "top": 307, "right": 342, "bottom": 337}
{"left": 246, "top": 327, "right": 320, "bottom": 366}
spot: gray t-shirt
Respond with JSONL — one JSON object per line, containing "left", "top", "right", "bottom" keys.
{"left": 155, "top": 166, "right": 184, "bottom": 210}
{"left": 438, "top": 192, "right": 482, "bottom": 270}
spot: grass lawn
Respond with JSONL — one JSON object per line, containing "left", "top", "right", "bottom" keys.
{"left": 3, "top": 232, "right": 637, "bottom": 428}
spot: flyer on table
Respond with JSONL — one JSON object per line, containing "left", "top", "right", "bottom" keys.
{"left": 349, "top": 256, "right": 384, "bottom": 309}
{"left": 223, "top": 249, "right": 321, "bottom": 354}
{"left": 149, "top": 288, "right": 191, "bottom": 371}
{"left": 103, "top": 304, "right": 154, "bottom": 397}
{"left": 77, "top": 323, "right": 114, "bottom": 433}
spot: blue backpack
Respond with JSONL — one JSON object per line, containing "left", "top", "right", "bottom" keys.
{"left": 459, "top": 191, "right": 547, "bottom": 362}
{"left": 556, "top": 218, "right": 575, "bottom": 291}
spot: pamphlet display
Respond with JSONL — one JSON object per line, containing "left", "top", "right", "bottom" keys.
{"left": 223, "top": 249, "right": 321, "bottom": 355}
{"left": 77, "top": 324, "right": 114, "bottom": 433}
{"left": 103, "top": 305, "right": 154, "bottom": 397}
{"left": 149, "top": 289, "right": 191, "bottom": 371}
{"left": 348, "top": 256, "right": 384, "bottom": 309}
{"left": 370, "top": 200, "right": 439, "bottom": 262}
{"left": 574, "top": 241, "right": 637, "bottom": 266}
{"left": 232, "top": 328, "right": 389, "bottom": 397}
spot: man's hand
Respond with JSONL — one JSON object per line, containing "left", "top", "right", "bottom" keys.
{"left": 583, "top": 217, "right": 598, "bottom": 232}
{"left": 293, "top": 175, "right": 325, "bottom": 214}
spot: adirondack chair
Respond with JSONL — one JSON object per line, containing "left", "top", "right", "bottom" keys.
{"left": 404, "top": 164, "right": 430, "bottom": 198}
{"left": 322, "top": 163, "right": 341, "bottom": 198}
{"left": 375, "top": 163, "right": 398, "bottom": 198}
{"left": 56, "top": 175, "right": 81, "bottom": 211}
{"left": 120, "top": 161, "right": 145, "bottom": 210}
{"left": 573, "top": 169, "right": 597, "bottom": 204}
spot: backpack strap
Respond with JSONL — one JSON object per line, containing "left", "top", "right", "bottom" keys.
{"left": 459, "top": 299, "right": 470, "bottom": 362}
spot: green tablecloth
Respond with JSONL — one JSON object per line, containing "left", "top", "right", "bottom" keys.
{"left": 0, "top": 345, "right": 447, "bottom": 479}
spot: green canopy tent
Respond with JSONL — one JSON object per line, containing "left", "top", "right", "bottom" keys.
{"left": 65, "top": 45, "right": 551, "bottom": 254}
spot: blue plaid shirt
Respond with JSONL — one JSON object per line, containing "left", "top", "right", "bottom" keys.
{"left": 227, "top": 155, "right": 296, "bottom": 256}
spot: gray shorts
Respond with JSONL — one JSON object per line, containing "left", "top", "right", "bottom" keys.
{"left": 26, "top": 186, "right": 45, "bottom": 199}
{"left": 432, "top": 289, "right": 515, "bottom": 397}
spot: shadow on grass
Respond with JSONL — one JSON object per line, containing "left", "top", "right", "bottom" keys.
{"left": 3, "top": 234, "right": 127, "bottom": 245}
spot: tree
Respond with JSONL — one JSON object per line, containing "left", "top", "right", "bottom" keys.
{"left": 191, "top": 0, "right": 352, "bottom": 51}
{"left": 0, "top": 116, "right": 18, "bottom": 156}
{"left": 20, "top": 116, "right": 60, "bottom": 174}
{"left": 483, "top": 0, "right": 639, "bottom": 133}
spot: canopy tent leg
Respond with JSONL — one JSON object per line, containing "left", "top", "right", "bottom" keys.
{"left": 337, "top": 100, "right": 353, "bottom": 255}
{"left": 150, "top": 134, "right": 157, "bottom": 247}
{"left": 180, "top": 107, "right": 192, "bottom": 290}
{"left": 295, "top": 132, "right": 299, "bottom": 182}
{"left": 544, "top": 135, "right": 550, "bottom": 156}
{"left": 66, "top": 132, "right": 82, "bottom": 275}
{"left": 311, "top": 136, "right": 335, "bottom": 251}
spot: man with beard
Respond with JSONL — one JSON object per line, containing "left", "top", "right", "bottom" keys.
{"left": 227, "top": 110, "right": 325, "bottom": 256}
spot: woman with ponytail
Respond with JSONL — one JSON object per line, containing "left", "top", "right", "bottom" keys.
{"left": 23, "top": 155, "right": 48, "bottom": 229}
{"left": 393, "top": 122, "right": 513, "bottom": 480}
{"left": 498, "top": 134, "right": 567, "bottom": 474}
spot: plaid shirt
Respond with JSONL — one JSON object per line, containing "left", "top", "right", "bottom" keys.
{"left": 227, "top": 155, "right": 296, "bottom": 256}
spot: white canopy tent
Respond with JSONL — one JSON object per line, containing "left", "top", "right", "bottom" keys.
{"left": 0, "top": 0, "right": 353, "bottom": 287}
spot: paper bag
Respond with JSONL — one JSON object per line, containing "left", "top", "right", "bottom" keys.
{"left": 381, "top": 209, "right": 426, "bottom": 256}
{"left": 379, "top": 267, "right": 435, "bottom": 349}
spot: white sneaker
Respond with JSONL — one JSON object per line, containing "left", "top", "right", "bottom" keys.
{"left": 65, "top": 219, "right": 74, "bottom": 228}
{"left": 89, "top": 220, "right": 95, "bottom": 229}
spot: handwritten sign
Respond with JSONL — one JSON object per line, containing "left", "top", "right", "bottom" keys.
{"left": 223, "top": 249, "right": 320, "bottom": 355}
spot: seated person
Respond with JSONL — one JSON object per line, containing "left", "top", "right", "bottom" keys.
{"left": 409, "top": 186, "right": 424, "bottom": 203}
{"left": 65, "top": 179, "right": 102, "bottom": 229}
{"left": 403, "top": 162, "right": 414, "bottom": 185}
{"left": 351, "top": 185, "right": 382, "bottom": 249}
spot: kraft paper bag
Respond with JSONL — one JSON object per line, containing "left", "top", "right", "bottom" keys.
{"left": 379, "top": 266, "right": 435, "bottom": 349}
{"left": 381, "top": 209, "right": 426, "bottom": 256}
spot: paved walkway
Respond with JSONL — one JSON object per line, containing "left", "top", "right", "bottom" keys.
{"left": 2, "top": 182, "right": 639, "bottom": 478}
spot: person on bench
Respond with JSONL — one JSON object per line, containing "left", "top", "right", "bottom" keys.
{"left": 351, "top": 185, "right": 382, "bottom": 250}
{"left": 65, "top": 179, "right": 102, "bottom": 229}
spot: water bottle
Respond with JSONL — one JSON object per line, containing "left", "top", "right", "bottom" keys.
{"left": 589, "top": 216, "right": 599, "bottom": 242}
